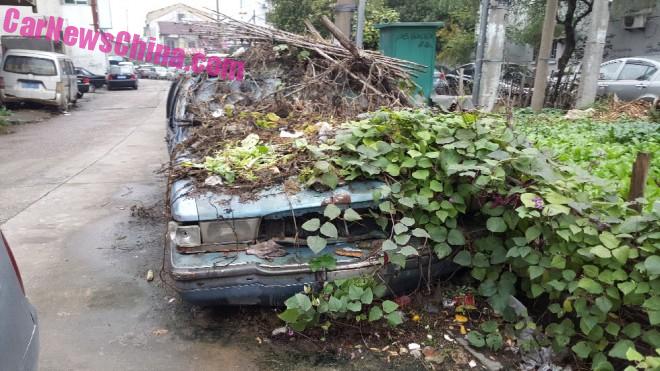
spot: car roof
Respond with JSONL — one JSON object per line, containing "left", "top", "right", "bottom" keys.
{"left": 605, "top": 56, "right": 660, "bottom": 65}
{"left": 3, "top": 49, "right": 69, "bottom": 59}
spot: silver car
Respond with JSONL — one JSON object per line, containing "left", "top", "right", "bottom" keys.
{"left": 598, "top": 56, "right": 660, "bottom": 103}
{"left": 0, "top": 230, "right": 39, "bottom": 371}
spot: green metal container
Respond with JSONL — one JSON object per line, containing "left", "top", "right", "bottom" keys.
{"left": 375, "top": 22, "right": 443, "bottom": 100}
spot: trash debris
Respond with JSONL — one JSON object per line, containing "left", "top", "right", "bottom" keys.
{"left": 204, "top": 175, "right": 224, "bottom": 186}
{"left": 444, "top": 334, "right": 455, "bottom": 343}
{"left": 279, "top": 130, "right": 304, "bottom": 138}
{"left": 245, "top": 240, "right": 287, "bottom": 259}
{"left": 408, "top": 343, "right": 421, "bottom": 351}
{"left": 152, "top": 328, "right": 168, "bottom": 336}
{"left": 410, "top": 349, "right": 422, "bottom": 359}
{"left": 271, "top": 326, "right": 287, "bottom": 336}
{"left": 423, "top": 347, "right": 446, "bottom": 364}
{"left": 399, "top": 347, "right": 408, "bottom": 355}
{"left": 146, "top": 270, "right": 154, "bottom": 282}
{"left": 335, "top": 248, "right": 363, "bottom": 258}
{"left": 454, "top": 314, "right": 468, "bottom": 323}
{"left": 469, "top": 360, "right": 478, "bottom": 368}
{"left": 424, "top": 303, "right": 439, "bottom": 314}
{"left": 394, "top": 295, "right": 412, "bottom": 308}
{"left": 564, "top": 108, "right": 595, "bottom": 120}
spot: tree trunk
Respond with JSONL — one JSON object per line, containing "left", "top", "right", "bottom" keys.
{"left": 551, "top": 0, "right": 578, "bottom": 105}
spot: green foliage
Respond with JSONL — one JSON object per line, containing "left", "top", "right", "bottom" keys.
{"left": 286, "top": 108, "right": 660, "bottom": 369}
{"left": 516, "top": 111, "right": 660, "bottom": 205}
{"left": 267, "top": 0, "right": 334, "bottom": 36}
{"left": 436, "top": 0, "right": 479, "bottom": 65}
{"left": 278, "top": 277, "right": 397, "bottom": 331}
{"left": 358, "top": 0, "right": 400, "bottom": 50}
{"left": 184, "top": 133, "right": 287, "bottom": 184}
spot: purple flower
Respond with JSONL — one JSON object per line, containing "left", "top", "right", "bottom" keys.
{"left": 533, "top": 197, "right": 544, "bottom": 210}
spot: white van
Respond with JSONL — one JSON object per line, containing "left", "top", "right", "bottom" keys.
{"left": 0, "top": 49, "right": 78, "bottom": 110}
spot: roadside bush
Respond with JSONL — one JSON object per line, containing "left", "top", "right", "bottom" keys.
{"left": 279, "top": 109, "right": 660, "bottom": 370}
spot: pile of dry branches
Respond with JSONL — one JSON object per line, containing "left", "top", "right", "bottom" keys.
{"left": 186, "top": 10, "right": 422, "bottom": 117}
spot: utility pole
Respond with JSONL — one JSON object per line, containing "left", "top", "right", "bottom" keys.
{"left": 477, "top": 0, "right": 508, "bottom": 112}
{"left": 355, "top": 0, "right": 367, "bottom": 48}
{"left": 334, "top": 0, "right": 356, "bottom": 40}
{"left": 216, "top": 0, "right": 220, "bottom": 21}
{"left": 576, "top": 0, "right": 609, "bottom": 109}
{"left": 89, "top": 0, "right": 100, "bottom": 31}
{"left": 472, "top": 0, "right": 490, "bottom": 107}
{"left": 530, "top": 0, "right": 559, "bottom": 112}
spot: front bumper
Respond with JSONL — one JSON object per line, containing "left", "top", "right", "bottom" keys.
{"left": 168, "top": 240, "right": 455, "bottom": 306}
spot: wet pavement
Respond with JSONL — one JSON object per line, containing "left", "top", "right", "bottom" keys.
{"left": 0, "top": 80, "right": 261, "bottom": 371}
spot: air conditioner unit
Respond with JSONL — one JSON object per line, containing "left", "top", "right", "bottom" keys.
{"left": 624, "top": 14, "right": 647, "bottom": 29}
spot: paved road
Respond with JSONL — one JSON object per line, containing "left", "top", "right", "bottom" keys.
{"left": 0, "top": 80, "right": 260, "bottom": 371}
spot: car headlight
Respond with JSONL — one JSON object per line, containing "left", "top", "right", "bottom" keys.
{"left": 200, "top": 218, "right": 261, "bottom": 245}
{"left": 168, "top": 222, "right": 201, "bottom": 247}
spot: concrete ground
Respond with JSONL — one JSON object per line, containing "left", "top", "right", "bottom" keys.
{"left": 0, "top": 80, "right": 261, "bottom": 371}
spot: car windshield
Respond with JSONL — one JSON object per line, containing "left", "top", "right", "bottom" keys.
{"left": 110, "top": 66, "right": 133, "bottom": 75}
{"left": 3, "top": 55, "right": 57, "bottom": 76}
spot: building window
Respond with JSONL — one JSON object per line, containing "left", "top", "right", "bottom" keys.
{"left": 64, "top": 0, "right": 89, "bottom": 4}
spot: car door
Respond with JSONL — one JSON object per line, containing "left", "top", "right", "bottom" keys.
{"left": 66, "top": 60, "right": 78, "bottom": 99}
{"left": 597, "top": 60, "right": 624, "bottom": 97}
{"left": 607, "top": 59, "right": 658, "bottom": 101}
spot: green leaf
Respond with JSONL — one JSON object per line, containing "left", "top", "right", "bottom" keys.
{"left": 382, "top": 300, "right": 398, "bottom": 314}
{"left": 430, "top": 180, "right": 443, "bottom": 192}
{"left": 399, "top": 245, "right": 419, "bottom": 257}
{"left": 385, "top": 311, "right": 403, "bottom": 326}
{"left": 347, "top": 301, "right": 362, "bottom": 312}
{"left": 324, "top": 204, "right": 341, "bottom": 220}
{"left": 447, "top": 228, "right": 466, "bottom": 245}
{"left": 434, "top": 243, "right": 452, "bottom": 259}
{"left": 480, "top": 320, "right": 499, "bottom": 333}
{"left": 571, "top": 341, "right": 592, "bottom": 359}
{"left": 278, "top": 308, "right": 301, "bottom": 323}
{"left": 543, "top": 204, "right": 570, "bottom": 216}
{"left": 412, "top": 170, "right": 429, "bottom": 180}
{"left": 453, "top": 250, "right": 472, "bottom": 266}
{"left": 608, "top": 339, "right": 635, "bottom": 360}
{"left": 285, "top": 293, "right": 312, "bottom": 311}
{"left": 348, "top": 285, "right": 364, "bottom": 300}
{"left": 360, "top": 288, "right": 373, "bottom": 305}
{"left": 400, "top": 217, "right": 415, "bottom": 226}
{"left": 525, "top": 225, "right": 542, "bottom": 241}
{"left": 309, "top": 254, "right": 337, "bottom": 272}
{"left": 301, "top": 218, "right": 321, "bottom": 232}
{"left": 320, "top": 222, "right": 338, "bottom": 238}
{"left": 521, "top": 193, "right": 540, "bottom": 208}
{"left": 546, "top": 192, "right": 572, "bottom": 205}
{"left": 343, "top": 208, "right": 362, "bottom": 222}
{"left": 467, "top": 332, "right": 486, "bottom": 347}
{"left": 328, "top": 296, "right": 342, "bottom": 311}
{"left": 528, "top": 266, "right": 544, "bottom": 280}
{"left": 485, "top": 333, "right": 503, "bottom": 350}
{"left": 590, "top": 245, "right": 612, "bottom": 259}
{"left": 412, "top": 228, "right": 430, "bottom": 238}
{"left": 622, "top": 323, "right": 641, "bottom": 339}
{"left": 644, "top": 255, "right": 660, "bottom": 275}
{"left": 595, "top": 296, "right": 613, "bottom": 314}
{"left": 385, "top": 163, "right": 400, "bottom": 176}
{"left": 368, "top": 306, "right": 383, "bottom": 321}
{"left": 486, "top": 217, "right": 507, "bottom": 233}
{"left": 382, "top": 240, "right": 397, "bottom": 251}
{"left": 612, "top": 246, "right": 630, "bottom": 264}
{"left": 388, "top": 253, "right": 406, "bottom": 268}
{"left": 625, "top": 347, "right": 644, "bottom": 362}
{"left": 599, "top": 231, "right": 620, "bottom": 249}
{"left": 618, "top": 281, "right": 637, "bottom": 295}
{"left": 321, "top": 172, "right": 338, "bottom": 189}
{"left": 393, "top": 223, "right": 408, "bottom": 235}
{"left": 307, "top": 236, "right": 327, "bottom": 254}
{"left": 394, "top": 234, "right": 410, "bottom": 245}
{"left": 578, "top": 278, "right": 603, "bottom": 294}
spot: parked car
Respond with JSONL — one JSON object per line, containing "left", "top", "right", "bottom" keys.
{"left": 74, "top": 67, "right": 106, "bottom": 88}
{"left": 0, "top": 230, "right": 39, "bottom": 371}
{"left": 154, "top": 66, "right": 169, "bottom": 80}
{"left": 598, "top": 56, "right": 660, "bottom": 103}
{"left": 0, "top": 49, "right": 78, "bottom": 110}
{"left": 137, "top": 65, "right": 156, "bottom": 79}
{"left": 76, "top": 74, "right": 89, "bottom": 98}
{"left": 106, "top": 65, "right": 138, "bottom": 90}
{"left": 164, "top": 78, "right": 449, "bottom": 306}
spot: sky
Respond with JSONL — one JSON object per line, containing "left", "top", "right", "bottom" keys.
{"left": 103, "top": 0, "right": 266, "bottom": 35}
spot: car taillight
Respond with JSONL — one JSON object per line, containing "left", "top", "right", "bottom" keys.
{"left": 107, "top": 74, "right": 113, "bottom": 81}
{"left": 0, "top": 76, "right": 5, "bottom": 89}
{"left": 1, "top": 231, "right": 25, "bottom": 294}
{"left": 130, "top": 74, "right": 137, "bottom": 80}
{"left": 83, "top": 77, "right": 90, "bottom": 84}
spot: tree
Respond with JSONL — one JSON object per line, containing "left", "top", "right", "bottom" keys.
{"left": 435, "top": 0, "right": 480, "bottom": 65}
{"left": 357, "top": 0, "right": 400, "bottom": 50}
{"left": 552, "top": 0, "right": 593, "bottom": 101}
{"left": 385, "top": 0, "right": 445, "bottom": 22}
{"left": 267, "top": 0, "right": 334, "bottom": 36}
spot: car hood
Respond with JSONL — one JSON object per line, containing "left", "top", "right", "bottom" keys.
{"left": 170, "top": 179, "right": 385, "bottom": 222}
